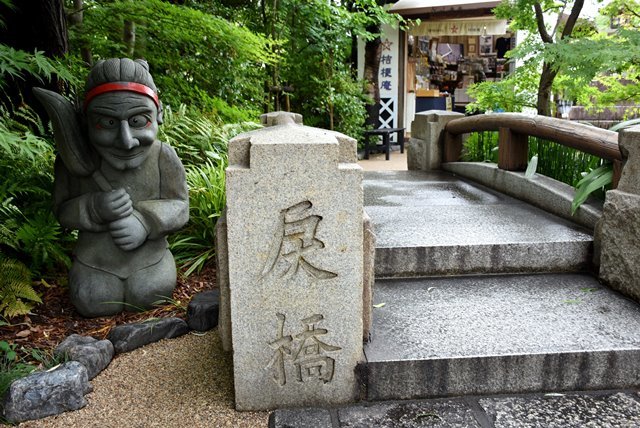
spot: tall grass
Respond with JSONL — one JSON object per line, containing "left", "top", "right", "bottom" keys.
{"left": 462, "top": 131, "right": 605, "bottom": 187}
{"left": 161, "top": 104, "right": 261, "bottom": 276}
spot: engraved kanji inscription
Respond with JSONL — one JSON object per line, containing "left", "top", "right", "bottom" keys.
{"left": 266, "top": 313, "right": 341, "bottom": 386}
{"left": 260, "top": 201, "right": 337, "bottom": 281}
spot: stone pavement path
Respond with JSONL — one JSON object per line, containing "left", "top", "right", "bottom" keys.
{"left": 270, "top": 390, "right": 640, "bottom": 427}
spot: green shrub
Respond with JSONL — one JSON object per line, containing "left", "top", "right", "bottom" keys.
{"left": 160, "top": 104, "right": 261, "bottom": 275}
{"left": 0, "top": 340, "right": 36, "bottom": 409}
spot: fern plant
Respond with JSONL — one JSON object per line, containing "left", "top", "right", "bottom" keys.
{"left": 0, "top": 254, "right": 41, "bottom": 319}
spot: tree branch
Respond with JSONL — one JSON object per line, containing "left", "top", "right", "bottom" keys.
{"left": 561, "top": 0, "right": 584, "bottom": 39}
{"left": 551, "top": 1, "right": 568, "bottom": 39}
{"left": 534, "top": 2, "right": 553, "bottom": 43}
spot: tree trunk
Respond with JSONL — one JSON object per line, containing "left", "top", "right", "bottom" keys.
{"left": 69, "top": 0, "right": 93, "bottom": 66}
{"left": 124, "top": 20, "right": 136, "bottom": 57}
{"left": 364, "top": 33, "right": 381, "bottom": 128}
{"left": 537, "top": 61, "right": 558, "bottom": 116}
{"left": 0, "top": 0, "right": 68, "bottom": 113}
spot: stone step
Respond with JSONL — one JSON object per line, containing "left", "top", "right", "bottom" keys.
{"left": 364, "top": 274, "right": 640, "bottom": 401}
{"left": 364, "top": 171, "right": 594, "bottom": 278}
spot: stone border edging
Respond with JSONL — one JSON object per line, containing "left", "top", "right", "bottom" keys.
{"left": 1, "top": 290, "right": 219, "bottom": 424}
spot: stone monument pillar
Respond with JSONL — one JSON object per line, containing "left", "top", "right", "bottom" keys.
{"left": 224, "top": 112, "right": 363, "bottom": 411}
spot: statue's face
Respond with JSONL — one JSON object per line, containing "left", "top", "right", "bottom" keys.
{"left": 86, "top": 92, "right": 159, "bottom": 170}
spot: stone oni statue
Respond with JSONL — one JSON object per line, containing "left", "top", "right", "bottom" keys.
{"left": 34, "top": 58, "right": 189, "bottom": 317}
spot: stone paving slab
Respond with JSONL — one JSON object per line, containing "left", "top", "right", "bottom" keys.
{"left": 365, "top": 273, "right": 640, "bottom": 400}
{"left": 364, "top": 171, "right": 593, "bottom": 277}
{"left": 269, "top": 390, "right": 640, "bottom": 428}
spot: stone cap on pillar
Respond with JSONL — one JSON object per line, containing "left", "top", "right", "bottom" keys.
{"left": 260, "top": 111, "right": 303, "bottom": 127}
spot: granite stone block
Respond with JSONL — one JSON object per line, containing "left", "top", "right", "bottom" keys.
{"left": 479, "top": 392, "right": 640, "bottom": 428}
{"left": 269, "top": 408, "right": 333, "bottom": 428}
{"left": 226, "top": 115, "right": 363, "bottom": 410}
{"left": 599, "top": 190, "right": 640, "bottom": 302}
{"left": 337, "top": 400, "right": 481, "bottom": 428}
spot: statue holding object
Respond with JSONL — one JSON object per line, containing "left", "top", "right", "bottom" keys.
{"left": 34, "top": 58, "right": 189, "bottom": 317}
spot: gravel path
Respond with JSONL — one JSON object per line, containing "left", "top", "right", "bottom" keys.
{"left": 20, "top": 330, "right": 269, "bottom": 427}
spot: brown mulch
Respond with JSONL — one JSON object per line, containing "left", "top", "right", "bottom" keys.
{"left": 0, "top": 265, "right": 216, "bottom": 364}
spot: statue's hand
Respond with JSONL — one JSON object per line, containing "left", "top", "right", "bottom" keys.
{"left": 92, "top": 188, "right": 133, "bottom": 223}
{"left": 109, "top": 214, "right": 148, "bottom": 251}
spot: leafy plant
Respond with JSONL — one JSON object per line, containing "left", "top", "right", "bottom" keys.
{"left": 160, "top": 104, "right": 260, "bottom": 275}
{"left": 15, "top": 211, "right": 71, "bottom": 274}
{"left": 0, "top": 340, "right": 36, "bottom": 404}
{"left": 70, "top": 0, "right": 274, "bottom": 113}
{"left": 572, "top": 164, "right": 613, "bottom": 214}
{"left": 0, "top": 255, "right": 40, "bottom": 319}
{"left": 570, "top": 118, "right": 640, "bottom": 213}
{"left": 0, "top": 44, "right": 77, "bottom": 96}
{"left": 171, "top": 157, "right": 227, "bottom": 277}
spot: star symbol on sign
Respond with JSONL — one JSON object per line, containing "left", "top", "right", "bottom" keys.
{"left": 381, "top": 39, "right": 393, "bottom": 51}
{"left": 450, "top": 25, "right": 459, "bottom": 34}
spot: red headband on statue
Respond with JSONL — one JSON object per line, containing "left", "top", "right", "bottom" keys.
{"left": 84, "top": 82, "right": 159, "bottom": 110}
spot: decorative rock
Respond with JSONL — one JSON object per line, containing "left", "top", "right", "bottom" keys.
{"left": 54, "top": 334, "right": 114, "bottom": 380}
{"left": 2, "top": 361, "right": 92, "bottom": 424}
{"left": 108, "top": 317, "right": 190, "bottom": 353}
{"left": 599, "top": 190, "right": 640, "bottom": 302}
{"left": 186, "top": 289, "right": 220, "bottom": 332}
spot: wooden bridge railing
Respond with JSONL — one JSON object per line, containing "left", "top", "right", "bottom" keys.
{"left": 442, "top": 113, "right": 623, "bottom": 187}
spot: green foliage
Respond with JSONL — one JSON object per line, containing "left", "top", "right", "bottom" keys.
{"left": 0, "top": 255, "right": 40, "bottom": 320}
{"left": 462, "top": 131, "right": 499, "bottom": 162}
{"left": 570, "top": 118, "right": 640, "bottom": 213}
{"left": 0, "top": 340, "right": 65, "bottom": 416}
{"left": 15, "top": 212, "right": 71, "bottom": 274}
{"left": 0, "top": 44, "right": 78, "bottom": 103}
{"left": 70, "top": 0, "right": 274, "bottom": 113}
{"left": 256, "top": 0, "right": 398, "bottom": 138}
{"left": 529, "top": 136, "right": 604, "bottom": 187}
{"left": 462, "top": 131, "right": 604, "bottom": 187}
{"left": 0, "top": 340, "right": 36, "bottom": 406}
{"left": 0, "top": 105, "right": 73, "bottom": 276}
{"left": 161, "top": 104, "right": 260, "bottom": 275}
{"left": 172, "top": 158, "right": 227, "bottom": 277}
{"left": 572, "top": 163, "right": 613, "bottom": 214}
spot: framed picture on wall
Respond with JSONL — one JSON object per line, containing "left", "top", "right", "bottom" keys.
{"left": 479, "top": 36, "right": 493, "bottom": 54}
{"left": 468, "top": 43, "right": 477, "bottom": 54}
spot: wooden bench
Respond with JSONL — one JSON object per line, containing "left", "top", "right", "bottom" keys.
{"left": 363, "top": 127, "right": 405, "bottom": 161}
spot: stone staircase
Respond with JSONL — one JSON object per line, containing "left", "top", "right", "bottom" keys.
{"left": 363, "top": 170, "right": 640, "bottom": 401}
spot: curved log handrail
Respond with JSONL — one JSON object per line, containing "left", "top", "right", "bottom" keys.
{"left": 445, "top": 113, "right": 621, "bottom": 161}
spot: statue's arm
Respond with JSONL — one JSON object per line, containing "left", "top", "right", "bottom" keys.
{"left": 53, "top": 157, "right": 109, "bottom": 232}
{"left": 134, "top": 143, "right": 189, "bottom": 240}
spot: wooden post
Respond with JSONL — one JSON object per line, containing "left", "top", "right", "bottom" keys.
{"left": 612, "top": 159, "right": 622, "bottom": 189}
{"left": 443, "top": 132, "right": 462, "bottom": 163}
{"left": 498, "top": 127, "right": 528, "bottom": 171}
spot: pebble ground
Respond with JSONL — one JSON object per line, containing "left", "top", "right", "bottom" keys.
{"left": 19, "top": 330, "right": 269, "bottom": 427}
